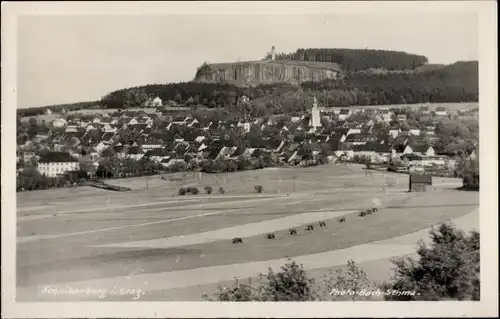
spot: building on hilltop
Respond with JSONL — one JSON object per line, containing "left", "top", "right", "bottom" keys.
{"left": 37, "top": 152, "right": 80, "bottom": 177}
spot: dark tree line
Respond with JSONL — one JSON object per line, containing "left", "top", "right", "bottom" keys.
{"left": 17, "top": 101, "right": 100, "bottom": 117}
{"left": 267, "top": 48, "right": 429, "bottom": 71}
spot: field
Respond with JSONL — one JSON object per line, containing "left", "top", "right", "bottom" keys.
{"left": 16, "top": 165, "right": 479, "bottom": 301}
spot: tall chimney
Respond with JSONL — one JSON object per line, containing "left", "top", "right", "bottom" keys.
{"left": 271, "top": 46, "right": 276, "bottom": 60}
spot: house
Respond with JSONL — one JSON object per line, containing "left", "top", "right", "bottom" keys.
{"left": 127, "top": 146, "right": 145, "bottom": 160}
{"left": 374, "top": 143, "right": 393, "bottom": 163}
{"left": 101, "top": 132, "right": 115, "bottom": 143}
{"left": 172, "top": 115, "right": 190, "bottom": 125}
{"left": 338, "top": 109, "right": 352, "bottom": 121}
{"left": 469, "top": 150, "right": 478, "bottom": 161}
{"left": 85, "top": 124, "right": 97, "bottom": 132}
{"left": 419, "top": 105, "right": 431, "bottom": 114}
{"left": 353, "top": 143, "right": 377, "bottom": 161}
{"left": 152, "top": 96, "right": 163, "bottom": 107}
{"left": 94, "top": 141, "right": 109, "bottom": 154}
{"left": 435, "top": 107, "right": 448, "bottom": 117}
{"left": 161, "top": 158, "right": 186, "bottom": 168}
{"left": 403, "top": 144, "right": 435, "bottom": 157}
{"left": 37, "top": 152, "right": 80, "bottom": 177}
{"left": 144, "top": 148, "right": 171, "bottom": 162}
{"left": 409, "top": 173, "right": 432, "bottom": 192}
{"left": 128, "top": 118, "right": 139, "bottom": 125}
{"left": 52, "top": 118, "right": 67, "bottom": 128}
{"left": 101, "top": 123, "right": 116, "bottom": 133}
{"left": 140, "top": 137, "right": 163, "bottom": 150}
{"left": 388, "top": 128, "right": 400, "bottom": 139}
{"left": 344, "top": 133, "right": 367, "bottom": 145}
{"left": 23, "top": 151, "right": 36, "bottom": 162}
{"left": 397, "top": 114, "right": 407, "bottom": 121}
{"left": 378, "top": 109, "right": 393, "bottom": 122}
{"left": 408, "top": 127, "right": 421, "bottom": 136}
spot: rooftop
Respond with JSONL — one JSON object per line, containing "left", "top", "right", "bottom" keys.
{"left": 39, "top": 152, "right": 78, "bottom": 163}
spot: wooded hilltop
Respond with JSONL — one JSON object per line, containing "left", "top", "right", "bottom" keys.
{"left": 18, "top": 48, "right": 478, "bottom": 118}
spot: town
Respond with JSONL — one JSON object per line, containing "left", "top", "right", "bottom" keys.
{"left": 16, "top": 96, "right": 478, "bottom": 191}
{"left": 12, "top": 9, "right": 485, "bottom": 308}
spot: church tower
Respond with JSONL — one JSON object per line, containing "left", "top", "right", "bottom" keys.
{"left": 309, "top": 96, "right": 321, "bottom": 131}
{"left": 271, "top": 46, "right": 276, "bottom": 60}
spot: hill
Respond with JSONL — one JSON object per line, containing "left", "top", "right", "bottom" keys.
{"left": 17, "top": 49, "right": 478, "bottom": 117}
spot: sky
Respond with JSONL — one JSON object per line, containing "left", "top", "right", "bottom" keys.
{"left": 17, "top": 13, "right": 478, "bottom": 109}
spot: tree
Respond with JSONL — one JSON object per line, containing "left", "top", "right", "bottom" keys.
{"left": 101, "top": 147, "right": 115, "bottom": 158}
{"left": 204, "top": 260, "right": 318, "bottom": 301}
{"left": 382, "top": 223, "right": 480, "bottom": 301}
{"left": 322, "top": 259, "right": 376, "bottom": 301}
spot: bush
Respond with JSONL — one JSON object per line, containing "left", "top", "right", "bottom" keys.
{"left": 205, "top": 186, "right": 213, "bottom": 194}
{"left": 186, "top": 186, "right": 199, "bottom": 195}
{"left": 382, "top": 223, "right": 480, "bottom": 301}
{"left": 218, "top": 186, "right": 225, "bottom": 194}
{"left": 231, "top": 237, "right": 243, "bottom": 244}
{"left": 205, "top": 260, "right": 319, "bottom": 301}
{"left": 178, "top": 187, "right": 187, "bottom": 196}
{"left": 322, "top": 259, "right": 375, "bottom": 301}
{"left": 254, "top": 185, "right": 263, "bottom": 193}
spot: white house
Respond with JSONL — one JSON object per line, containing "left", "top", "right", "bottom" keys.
{"left": 37, "top": 152, "right": 80, "bottom": 178}
{"left": 65, "top": 125, "right": 78, "bottom": 133}
{"left": 408, "top": 128, "right": 421, "bottom": 136}
{"left": 94, "top": 142, "right": 109, "bottom": 154}
{"left": 389, "top": 128, "right": 400, "bottom": 139}
{"left": 243, "top": 122, "right": 251, "bottom": 133}
{"left": 403, "top": 145, "right": 435, "bottom": 157}
{"left": 188, "top": 118, "right": 200, "bottom": 127}
{"left": 338, "top": 109, "right": 352, "bottom": 121}
{"left": 435, "top": 107, "right": 448, "bottom": 117}
{"left": 195, "top": 136, "right": 206, "bottom": 143}
{"left": 102, "top": 123, "right": 116, "bottom": 133}
{"left": 198, "top": 143, "right": 208, "bottom": 152}
{"left": 152, "top": 96, "right": 163, "bottom": 107}
{"left": 346, "top": 128, "right": 361, "bottom": 136}
{"left": 52, "top": 118, "right": 67, "bottom": 128}
{"left": 396, "top": 114, "right": 407, "bottom": 121}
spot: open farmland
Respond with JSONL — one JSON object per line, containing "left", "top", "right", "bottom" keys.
{"left": 16, "top": 165, "right": 479, "bottom": 301}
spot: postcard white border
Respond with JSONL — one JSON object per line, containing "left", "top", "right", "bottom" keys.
{"left": 2, "top": 1, "right": 498, "bottom": 317}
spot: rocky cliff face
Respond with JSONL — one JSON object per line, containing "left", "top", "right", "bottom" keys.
{"left": 194, "top": 60, "right": 342, "bottom": 86}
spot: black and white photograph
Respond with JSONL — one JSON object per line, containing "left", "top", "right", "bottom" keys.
{"left": 2, "top": 1, "right": 497, "bottom": 318}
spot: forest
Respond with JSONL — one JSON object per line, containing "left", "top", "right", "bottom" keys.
{"left": 18, "top": 59, "right": 478, "bottom": 118}
{"left": 98, "top": 60, "right": 478, "bottom": 117}
{"left": 264, "top": 48, "right": 429, "bottom": 71}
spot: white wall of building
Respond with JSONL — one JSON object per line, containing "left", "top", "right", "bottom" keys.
{"left": 38, "top": 162, "right": 80, "bottom": 177}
